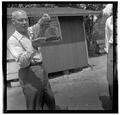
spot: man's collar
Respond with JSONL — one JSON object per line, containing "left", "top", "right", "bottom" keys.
{"left": 13, "top": 30, "right": 23, "bottom": 41}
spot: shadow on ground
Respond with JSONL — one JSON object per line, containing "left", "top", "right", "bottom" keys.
{"left": 99, "top": 96, "right": 112, "bottom": 110}
{"left": 48, "top": 66, "right": 90, "bottom": 79}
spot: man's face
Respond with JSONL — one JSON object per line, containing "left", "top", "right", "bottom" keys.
{"left": 13, "top": 12, "right": 29, "bottom": 33}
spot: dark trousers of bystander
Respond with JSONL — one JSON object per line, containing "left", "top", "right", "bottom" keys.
{"left": 107, "top": 44, "right": 113, "bottom": 98}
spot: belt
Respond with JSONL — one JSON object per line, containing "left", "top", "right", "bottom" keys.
{"left": 30, "top": 62, "right": 43, "bottom": 66}
{"left": 20, "top": 62, "right": 43, "bottom": 69}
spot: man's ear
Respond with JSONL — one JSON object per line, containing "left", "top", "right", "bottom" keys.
{"left": 11, "top": 18, "right": 15, "bottom": 25}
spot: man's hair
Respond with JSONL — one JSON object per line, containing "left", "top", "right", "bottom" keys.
{"left": 12, "top": 9, "right": 27, "bottom": 20}
{"left": 102, "top": 4, "right": 113, "bottom": 16}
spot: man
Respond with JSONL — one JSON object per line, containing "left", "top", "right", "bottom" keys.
{"left": 105, "top": 15, "right": 113, "bottom": 98}
{"left": 7, "top": 9, "right": 56, "bottom": 110}
{"left": 104, "top": 16, "right": 113, "bottom": 53}
{"left": 103, "top": 4, "right": 113, "bottom": 53}
{"left": 103, "top": 4, "right": 114, "bottom": 99}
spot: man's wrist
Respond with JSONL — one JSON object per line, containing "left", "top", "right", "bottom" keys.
{"left": 38, "top": 19, "right": 43, "bottom": 26}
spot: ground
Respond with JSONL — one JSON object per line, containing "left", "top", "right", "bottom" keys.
{"left": 6, "top": 54, "right": 112, "bottom": 111}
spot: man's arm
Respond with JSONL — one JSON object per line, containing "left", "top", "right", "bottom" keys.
{"left": 29, "top": 13, "right": 51, "bottom": 39}
{"left": 105, "top": 18, "right": 111, "bottom": 53}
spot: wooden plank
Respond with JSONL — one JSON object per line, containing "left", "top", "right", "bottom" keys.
{"left": 7, "top": 73, "right": 18, "bottom": 81}
{"left": 41, "top": 42, "right": 88, "bottom": 73}
{"left": 7, "top": 8, "right": 100, "bottom": 17}
{"left": 7, "top": 61, "right": 20, "bottom": 75}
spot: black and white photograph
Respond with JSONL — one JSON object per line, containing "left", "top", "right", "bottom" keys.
{"left": 2, "top": 1, "right": 118, "bottom": 113}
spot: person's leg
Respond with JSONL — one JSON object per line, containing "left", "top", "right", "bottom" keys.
{"left": 43, "top": 81, "right": 56, "bottom": 110}
{"left": 22, "top": 84, "right": 43, "bottom": 110}
{"left": 107, "top": 44, "right": 113, "bottom": 99}
{"left": 19, "top": 66, "right": 44, "bottom": 110}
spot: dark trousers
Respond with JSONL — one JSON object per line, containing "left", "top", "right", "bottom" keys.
{"left": 18, "top": 65, "right": 56, "bottom": 110}
{"left": 107, "top": 44, "right": 113, "bottom": 98}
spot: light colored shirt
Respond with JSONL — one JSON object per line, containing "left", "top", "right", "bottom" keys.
{"left": 104, "top": 16, "right": 113, "bottom": 53}
{"left": 7, "top": 23, "right": 43, "bottom": 68}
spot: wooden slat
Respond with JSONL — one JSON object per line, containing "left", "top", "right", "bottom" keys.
{"left": 41, "top": 42, "right": 88, "bottom": 73}
{"left": 7, "top": 73, "right": 18, "bottom": 81}
{"left": 7, "top": 7, "right": 100, "bottom": 17}
{"left": 7, "top": 61, "right": 20, "bottom": 75}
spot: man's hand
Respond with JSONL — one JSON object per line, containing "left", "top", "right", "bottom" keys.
{"left": 38, "top": 13, "right": 51, "bottom": 26}
{"left": 18, "top": 51, "right": 33, "bottom": 68}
